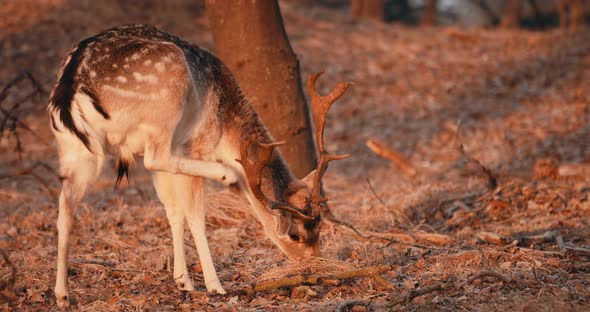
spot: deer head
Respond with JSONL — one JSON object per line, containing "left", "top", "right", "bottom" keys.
{"left": 237, "top": 72, "right": 352, "bottom": 260}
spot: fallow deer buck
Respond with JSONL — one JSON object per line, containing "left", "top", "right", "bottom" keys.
{"left": 48, "top": 24, "right": 351, "bottom": 308}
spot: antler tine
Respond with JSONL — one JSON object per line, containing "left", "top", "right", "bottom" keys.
{"left": 237, "top": 137, "right": 284, "bottom": 203}
{"left": 237, "top": 136, "right": 314, "bottom": 222}
{"left": 307, "top": 72, "right": 352, "bottom": 202}
{"left": 271, "top": 202, "right": 314, "bottom": 222}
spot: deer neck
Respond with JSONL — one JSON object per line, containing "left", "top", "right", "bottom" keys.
{"left": 220, "top": 97, "right": 297, "bottom": 231}
{"left": 234, "top": 108, "right": 296, "bottom": 202}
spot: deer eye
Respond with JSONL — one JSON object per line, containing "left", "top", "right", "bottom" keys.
{"left": 289, "top": 234, "right": 300, "bottom": 242}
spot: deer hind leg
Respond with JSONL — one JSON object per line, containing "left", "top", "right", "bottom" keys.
{"left": 180, "top": 176, "right": 226, "bottom": 294}
{"left": 152, "top": 172, "right": 194, "bottom": 291}
{"left": 54, "top": 139, "right": 102, "bottom": 309}
{"left": 143, "top": 143, "right": 239, "bottom": 187}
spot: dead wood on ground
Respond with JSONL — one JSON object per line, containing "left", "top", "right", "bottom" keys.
{"left": 233, "top": 265, "right": 392, "bottom": 296}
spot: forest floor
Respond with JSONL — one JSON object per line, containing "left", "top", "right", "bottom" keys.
{"left": 1, "top": 1, "right": 590, "bottom": 311}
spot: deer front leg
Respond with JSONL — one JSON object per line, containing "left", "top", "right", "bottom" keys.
{"left": 144, "top": 143, "right": 238, "bottom": 186}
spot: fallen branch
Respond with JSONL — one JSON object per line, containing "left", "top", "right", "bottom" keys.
{"left": 366, "top": 139, "right": 417, "bottom": 177}
{"left": 516, "top": 231, "right": 558, "bottom": 247}
{"left": 466, "top": 269, "right": 512, "bottom": 284}
{"left": 233, "top": 265, "right": 393, "bottom": 296}
{"left": 71, "top": 258, "right": 117, "bottom": 267}
{"left": 565, "top": 246, "right": 590, "bottom": 258}
{"left": 371, "top": 274, "right": 395, "bottom": 290}
{"left": 390, "top": 282, "right": 444, "bottom": 306}
{"left": 476, "top": 231, "right": 507, "bottom": 246}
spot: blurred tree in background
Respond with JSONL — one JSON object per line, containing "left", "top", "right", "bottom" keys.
{"left": 420, "top": 0, "right": 438, "bottom": 25}
{"left": 558, "top": 0, "right": 585, "bottom": 30}
{"left": 500, "top": 0, "right": 522, "bottom": 28}
{"left": 351, "top": 0, "right": 385, "bottom": 21}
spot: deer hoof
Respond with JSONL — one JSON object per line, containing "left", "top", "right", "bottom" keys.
{"left": 221, "top": 169, "right": 239, "bottom": 186}
{"left": 56, "top": 294, "right": 70, "bottom": 309}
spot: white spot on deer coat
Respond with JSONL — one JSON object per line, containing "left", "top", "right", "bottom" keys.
{"left": 101, "top": 85, "right": 164, "bottom": 100}
{"left": 116, "top": 76, "right": 128, "bottom": 83}
{"left": 154, "top": 62, "right": 165, "bottom": 73}
{"left": 132, "top": 72, "right": 158, "bottom": 84}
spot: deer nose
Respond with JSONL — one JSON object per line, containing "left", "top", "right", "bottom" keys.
{"left": 305, "top": 244, "right": 321, "bottom": 257}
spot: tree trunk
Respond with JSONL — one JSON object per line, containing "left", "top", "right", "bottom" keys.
{"left": 569, "top": 0, "right": 585, "bottom": 31}
{"left": 500, "top": 0, "right": 521, "bottom": 29}
{"left": 206, "top": 0, "right": 317, "bottom": 178}
{"left": 420, "top": 0, "right": 437, "bottom": 26}
{"left": 558, "top": 0, "right": 569, "bottom": 28}
{"left": 558, "top": 0, "right": 585, "bottom": 31}
{"left": 350, "top": 0, "right": 384, "bottom": 21}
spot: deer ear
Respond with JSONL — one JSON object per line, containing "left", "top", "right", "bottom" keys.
{"left": 285, "top": 169, "right": 316, "bottom": 196}
{"left": 302, "top": 169, "right": 316, "bottom": 187}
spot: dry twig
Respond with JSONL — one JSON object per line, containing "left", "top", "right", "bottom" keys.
{"left": 323, "top": 206, "right": 434, "bottom": 250}
{"left": 0, "top": 249, "right": 17, "bottom": 304}
{"left": 366, "top": 177, "right": 387, "bottom": 208}
{"left": 454, "top": 121, "right": 497, "bottom": 189}
{"left": 0, "top": 161, "right": 60, "bottom": 200}
{"left": 0, "top": 71, "right": 50, "bottom": 149}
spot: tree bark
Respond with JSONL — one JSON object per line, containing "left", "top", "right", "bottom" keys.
{"left": 558, "top": 0, "right": 585, "bottom": 31}
{"left": 558, "top": 0, "right": 571, "bottom": 28}
{"left": 420, "top": 0, "right": 437, "bottom": 26}
{"left": 500, "top": 0, "right": 521, "bottom": 29}
{"left": 206, "top": 0, "right": 317, "bottom": 178}
{"left": 569, "top": 0, "right": 585, "bottom": 31}
{"left": 350, "top": 0, "right": 384, "bottom": 21}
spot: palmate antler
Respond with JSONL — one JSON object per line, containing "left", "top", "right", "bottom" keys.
{"left": 307, "top": 72, "right": 353, "bottom": 208}
{"left": 237, "top": 137, "right": 315, "bottom": 222}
